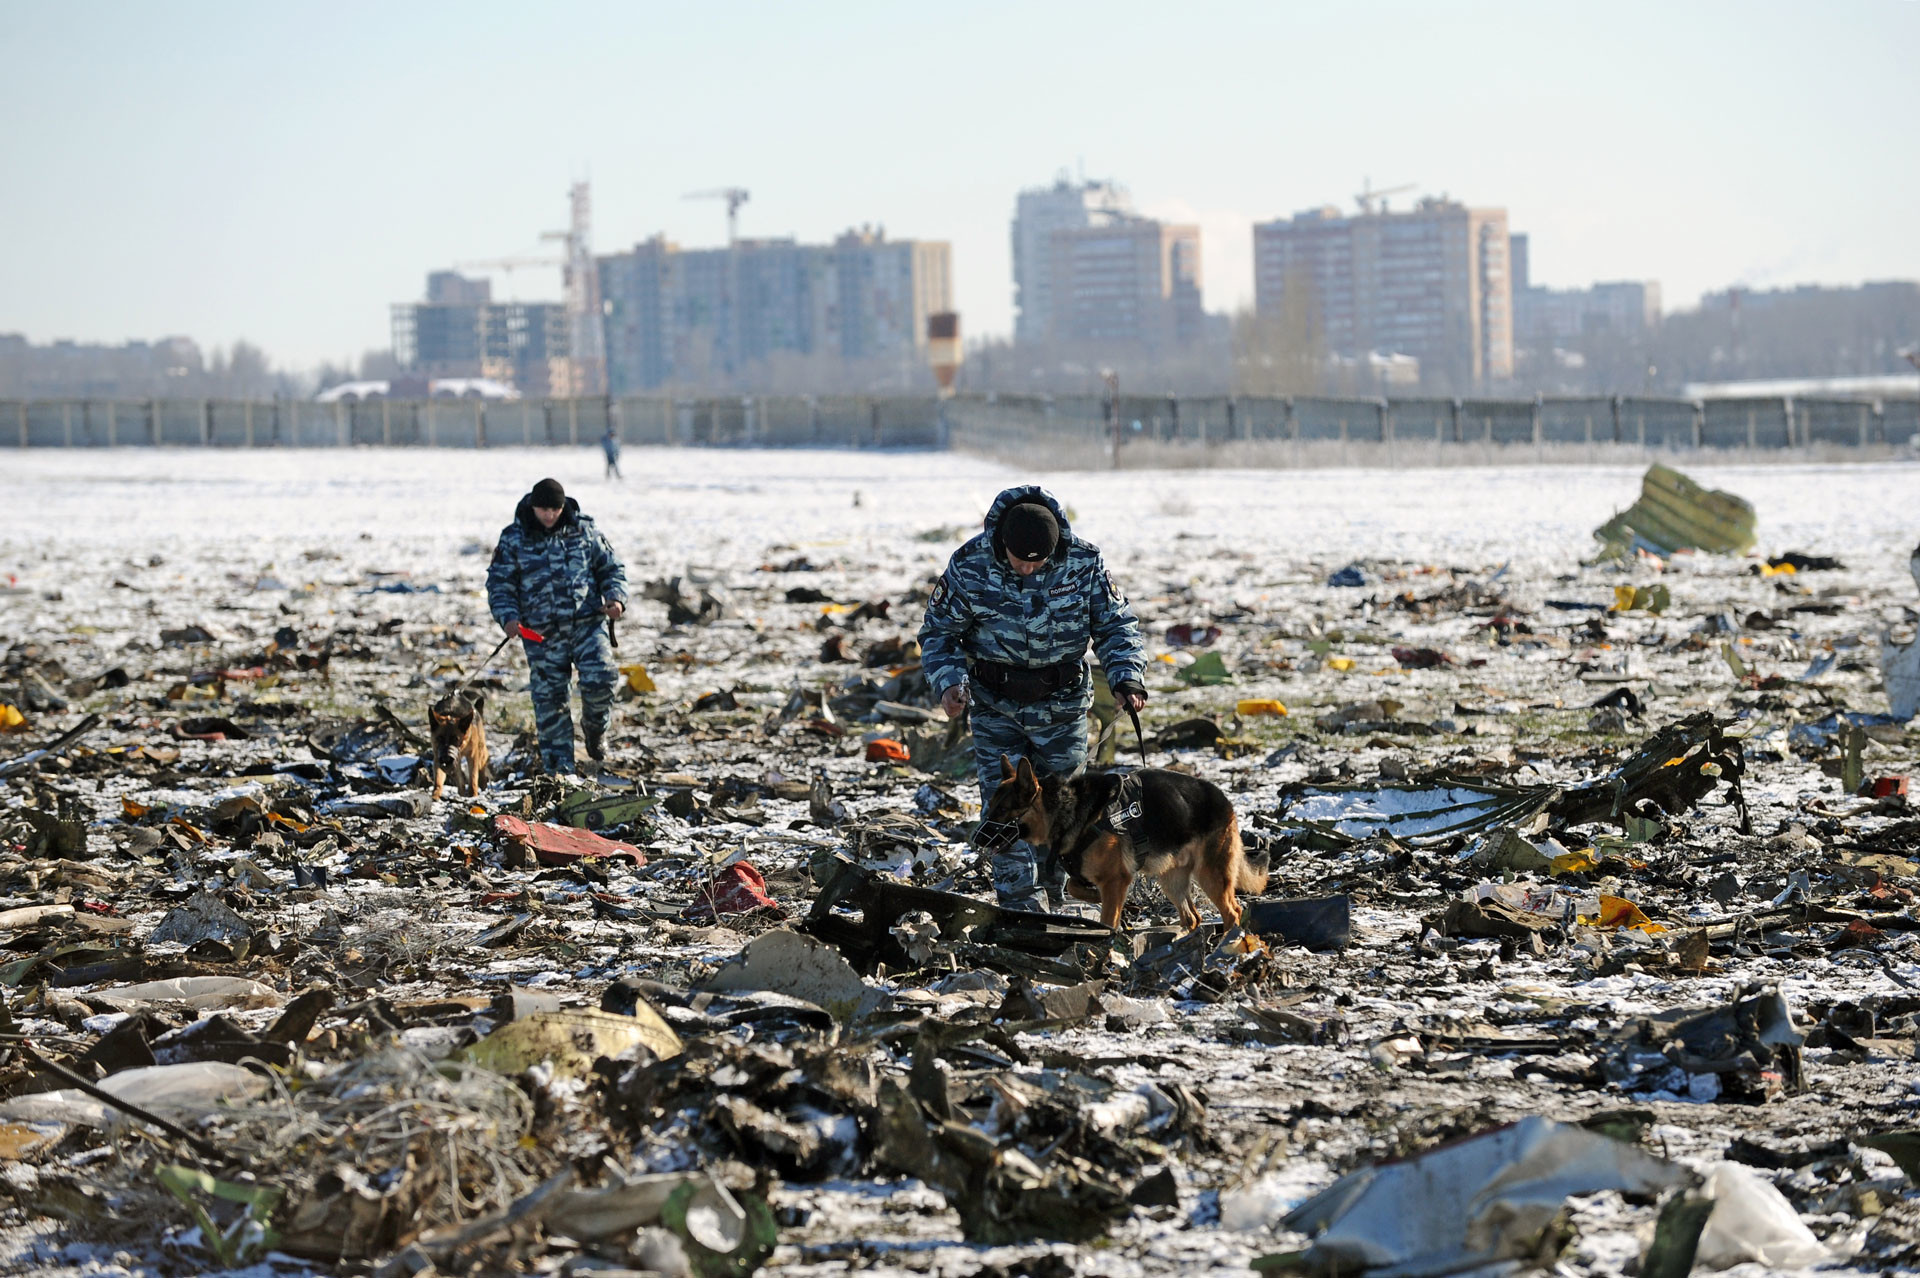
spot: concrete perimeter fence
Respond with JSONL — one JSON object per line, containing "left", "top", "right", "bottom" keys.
{"left": 944, "top": 392, "right": 1920, "bottom": 468}
{"left": 3, "top": 391, "right": 1915, "bottom": 466}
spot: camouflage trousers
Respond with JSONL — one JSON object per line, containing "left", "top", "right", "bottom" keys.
{"left": 970, "top": 696, "right": 1088, "bottom": 911}
{"left": 523, "top": 615, "right": 617, "bottom": 774}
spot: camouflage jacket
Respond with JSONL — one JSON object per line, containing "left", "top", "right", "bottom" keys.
{"left": 918, "top": 485, "right": 1146, "bottom": 706}
{"left": 486, "top": 495, "right": 628, "bottom": 629}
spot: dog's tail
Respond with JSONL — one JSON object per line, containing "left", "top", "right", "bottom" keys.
{"left": 1229, "top": 814, "right": 1270, "bottom": 895}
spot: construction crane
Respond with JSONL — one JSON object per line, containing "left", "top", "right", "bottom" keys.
{"left": 684, "top": 187, "right": 750, "bottom": 243}
{"left": 452, "top": 256, "right": 564, "bottom": 293}
{"left": 1354, "top": 179, "right": 1417, "bottom": 216}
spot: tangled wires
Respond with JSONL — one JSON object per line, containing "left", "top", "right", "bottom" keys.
{"left": 194, "top": 1047, "right": 557, "bottom": 1261}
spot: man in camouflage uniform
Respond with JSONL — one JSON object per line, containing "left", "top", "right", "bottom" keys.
{"left": 486, "top": 478, "right": 629, "bottom": 774}
{"left": 919, "top": 485, "right": 1148, "bottom": 910}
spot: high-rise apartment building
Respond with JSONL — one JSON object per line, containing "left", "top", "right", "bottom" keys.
{"left": 1252, "top": 197, "right": 1514, "bottom": 389}
{"left": 1044, "top": 218, "right": 1203, "bottom": 349}
{"left": 597, "top": 230, "right": 952, "bottom": 392}
{"left": 1011, "top": 176, "right": 1133, "bottom": 343}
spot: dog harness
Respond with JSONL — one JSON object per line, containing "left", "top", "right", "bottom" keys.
{"left": 1096, "top": 770, "right": 1145, "bottom": 837}
{"left": 1057, "top": 770, "right": 1148, "bottom": 893}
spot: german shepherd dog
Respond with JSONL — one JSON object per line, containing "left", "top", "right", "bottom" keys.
{"left": 981, "top": 756, "right": 1269, "bottom": 930}
{"left": 428, "top": 690, "right": 490, "bottom": 800}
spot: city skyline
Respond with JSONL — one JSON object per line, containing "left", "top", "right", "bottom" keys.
{"left": 3, "top": 1, "right": 1918, "bottom": 367}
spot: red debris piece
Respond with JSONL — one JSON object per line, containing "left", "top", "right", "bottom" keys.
{"left": 492, "top": 814, "right": 646, "bottom": 868}
{"left": 865, "top": 738, "right": 911, "bottom": 764}
{"left": 1391, "top": 646, "right": 1455, "bottom": 669}
{"left": 1863, "top": 776, "right": 1909, "bottom": 799}
{"left": 1166, "top": 624, "right": 1221, "bottom": 648}
{"left": 1832, "top": 918, "right": 1884, "bottom": 949}
{"left": 684, "top": 861, "right": 781, "bottom": 921}
{"left": 1864, "top": 873, "right": 1913, "bottom": 902}
{"left": 76, "top": 900, "right": 120, "bottom": 916}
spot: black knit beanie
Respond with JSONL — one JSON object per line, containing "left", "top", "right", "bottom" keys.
{"left": 1001, "top": 503, "right": 1059, "bottom": 561}
{"left": 530, "top": 478, "right": 566, "bottom": 509}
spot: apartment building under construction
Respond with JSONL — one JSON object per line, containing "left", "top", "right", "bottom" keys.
{"left": 597, "top": 229, "right": 952, "bottom": 393}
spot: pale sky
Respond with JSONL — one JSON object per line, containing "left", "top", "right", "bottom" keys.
{"left": 3, "top": 1, "right": 1917, "bottom": 368}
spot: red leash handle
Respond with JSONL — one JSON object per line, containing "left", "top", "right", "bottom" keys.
{"left": 517, "top": 623, "right": 545, "bottom": 643}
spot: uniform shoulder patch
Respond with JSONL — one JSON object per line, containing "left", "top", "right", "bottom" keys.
{"left": 930, "top": 578, "right": 948, "bottom": 606}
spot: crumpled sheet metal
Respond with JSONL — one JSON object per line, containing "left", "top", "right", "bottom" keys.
{"left": 1275, "top": 782, "right": 1551, "bottom": 846}
{"left": 802, "top": 857, "right": 1110, "bottom": 974}
{"left": 1273, "top": 713, "right": 1744, "bottom": 844}
{"left": 1602, "top": 988, "right": 1806, "bottom": 1102}
{"left": 873, "top": 1078, "right": 1135, "bottom": 1245}
{"left": 1283, "top": 1115, "right": 1688, "bottom": 1278}
{"left": 698, "top": 927, "right": 889, "bottom": 1021}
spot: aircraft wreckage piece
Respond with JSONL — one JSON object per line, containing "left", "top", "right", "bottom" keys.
{"left": 803, "top": 857, "right": 1111, "bottom": 974}
{"left": 1270, "top": 712, "right": 1747, "bottom": 846}
{"left": 1594, "top": 462, "right": 1757, "bottom": 557}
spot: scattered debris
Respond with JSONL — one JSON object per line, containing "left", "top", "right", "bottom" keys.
{"left": 4, "top": 456, "right": 1916, "bottom": 1277}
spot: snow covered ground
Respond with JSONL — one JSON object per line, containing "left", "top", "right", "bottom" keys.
{"left": 6, "top": 447, "right": 1917, "bottom": 574}
{"left": 4, "top": 447, "right": 1920, "bottom": 1278}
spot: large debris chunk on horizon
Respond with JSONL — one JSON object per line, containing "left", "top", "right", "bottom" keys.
{"left": 1594, "top": 462, "right": 1757, "bottom": 557}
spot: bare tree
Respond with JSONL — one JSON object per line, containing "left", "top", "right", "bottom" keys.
{"left": 1232, "top": 268, "right": 1324, "bottom": 397}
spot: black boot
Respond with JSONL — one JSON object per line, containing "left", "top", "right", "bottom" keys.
{"left": 584, "top": 730, "right": 606, "bottom": 762}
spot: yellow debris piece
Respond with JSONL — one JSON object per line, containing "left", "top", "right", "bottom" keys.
{"left": 1582, "top": 894, "right": 1667, "bottom": 934}
{"left": 1551, "top": 848, "right": 1598, "bottom": 876}
{"left": 1236, "top": 699, "right": 1288, "bottom": 717}
{"left": 467, "top": 1009, "right": 682, "bottom": 1080}
{"left": 620, "top": 664, "right": 656, "bottom": 694}
{"left": 0, "top": 705, "right": 25, "bottom": 733}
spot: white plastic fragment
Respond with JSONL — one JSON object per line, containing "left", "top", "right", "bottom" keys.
{"left": 93, "top": 975, "right": 283, "bottom": 1011}
{"left": 0, "top": 1061, "right": 268, "bottom": 1130}
{"left": 1694, "top": 1162, "right": 1830, "bottom": 1270}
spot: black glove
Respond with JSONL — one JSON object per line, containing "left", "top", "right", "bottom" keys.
{"left": 1113, "top": 680, "right": 1148, "bottom": 706}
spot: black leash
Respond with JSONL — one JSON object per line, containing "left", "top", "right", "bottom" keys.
{"left": 453, "top": 630, "right": 517, "bottom": 696}
{"left": 1128, "top": 706, "right": 1148, "bottom": 769}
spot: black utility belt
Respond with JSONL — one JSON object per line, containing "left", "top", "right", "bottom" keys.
{"left": 526, "top": 612, "right": 606, "bottom": 631}
{"left": 969, "top": 656, "right": 1085, "bottom": 704}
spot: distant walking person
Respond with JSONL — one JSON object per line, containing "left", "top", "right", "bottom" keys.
{"left": 486, "top": 478, "right": 628, "bottom": 773}
{"left": 601, "top": 427, "right": 622, "bottom": 480}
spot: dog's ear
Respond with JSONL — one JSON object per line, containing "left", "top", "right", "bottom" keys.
{"left": 1000, "top": 754, "right": 1016, "bottom": 781}
{"left": 1015, "top": 757, "right": 1037, "bottom": 787}
{"left": 469, "top": 691, "right": 486, "bottom": 718}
